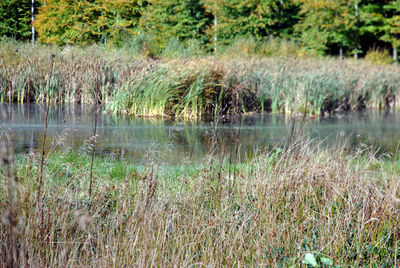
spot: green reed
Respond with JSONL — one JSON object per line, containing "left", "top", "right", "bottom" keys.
{"left": 1, "top": 140, "right": 399, "bottom": 266}
{"left": 1, "top": 41, "right": 400, "bottom": 117}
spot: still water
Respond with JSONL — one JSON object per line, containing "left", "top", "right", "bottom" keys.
{"left": 1, "top": 104, "right": 400, "bottom": 165}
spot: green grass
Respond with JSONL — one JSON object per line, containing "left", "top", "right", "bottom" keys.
{"left": 1, "top": 40, "right": 400, "bottom": 118}
{"left": 1, "top": 141, "right": 400, "bottom": 266}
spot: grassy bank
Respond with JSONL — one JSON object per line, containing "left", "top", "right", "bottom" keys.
{"left": 1, "top": 139, "right": 400, "bottom": 266}
{"left": 1, "top": 40, "right": 400, "bottom": 117}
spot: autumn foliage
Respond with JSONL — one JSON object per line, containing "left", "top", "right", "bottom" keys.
{"left": 0, "top": 0, "right": 398, "bottom": 59}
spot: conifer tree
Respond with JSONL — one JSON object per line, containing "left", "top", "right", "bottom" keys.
{"left": 0, "top": 0, "right": 35, "bottom": 41}
{"left": 359, "top": 0, "right": 399, "bottom": 59}
{"left": 383, "top": 0, "right": 400, "bottom": 60}
{"left": 359, "top": 0, "right": 386, "bottom": 42}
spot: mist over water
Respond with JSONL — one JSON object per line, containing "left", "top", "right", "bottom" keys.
{"left": 1, "top": 103, "right": 400, "bottom": 165}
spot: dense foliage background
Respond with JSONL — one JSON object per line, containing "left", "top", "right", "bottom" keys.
{"left": 0, "top": 0, "right": 399, "bottom": 59}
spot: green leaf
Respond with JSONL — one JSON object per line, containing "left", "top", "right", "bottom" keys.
{"left": 302, "top": 253, "right": 318, "bottom": 267}
{"left": 321, "top": 257, "right": 333, "bottom": 266}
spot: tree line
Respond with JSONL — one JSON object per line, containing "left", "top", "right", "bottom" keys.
{"left": 0, "top": 0, "right": 399, "bottom": 59}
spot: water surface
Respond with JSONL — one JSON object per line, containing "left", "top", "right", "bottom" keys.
{"left": 1, "top": 104, "right": 399, "bottom": 165}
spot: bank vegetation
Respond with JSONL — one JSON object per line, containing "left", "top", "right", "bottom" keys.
{"left": 1, "top": 41, "right": 400, "bottom": 118}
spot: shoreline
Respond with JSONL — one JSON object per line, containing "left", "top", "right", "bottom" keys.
{"left": 1, "top": 44, "right": 400, "bottom": 118}
{"left": 1, "top": 142, "right": 399, "bottom": 266}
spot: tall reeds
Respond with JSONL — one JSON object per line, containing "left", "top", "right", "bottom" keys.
{"left": 0, "top": 130, "right": 26, "bottom": 267}
{"left": 1, "top": 41, "right": 400, "bottom": 117}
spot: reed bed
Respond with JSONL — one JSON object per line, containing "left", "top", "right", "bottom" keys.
{"left": 0, "top": 139, "right": 400, "bottom": 266}
{"left": 1, "top": 41, "right": 400, "bottom": 117}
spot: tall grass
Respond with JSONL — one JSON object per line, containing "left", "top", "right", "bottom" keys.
{"left": 223, "top": 36, "right": 313, "bottom": 58}
{"left": 1, "top": 138, "right": 399, "bottom": 266}
{"left": 1, "top": 40, "right": 400, "bottom": 117}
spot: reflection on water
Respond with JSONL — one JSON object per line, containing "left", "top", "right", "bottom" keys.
{"left": 1, "top": 104, "right": 400, "bottom": 165}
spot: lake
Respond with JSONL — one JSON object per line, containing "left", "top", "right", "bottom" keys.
{"left": 1, "top": 104, "right": 400, "bottom": 165}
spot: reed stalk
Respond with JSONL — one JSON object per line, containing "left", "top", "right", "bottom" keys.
{"left": 0, "top": 139, "right": 398, "bottom": 266}
{"left": 2, "top": 42, "right": 400, "bottom": 118}
{"left": 88, "top": 107, "right": 99, "bottom": 200}
{"left": 0, "top": 132, "right": 26, "bottom": 267}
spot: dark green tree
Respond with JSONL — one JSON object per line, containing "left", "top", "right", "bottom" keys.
{"left": 206, "top": 0, "right": 300, "bottom": 45}
{"left": 383, "top": 0, "right": 400, "bottom": 60}
{"left": 359, "top": 1, "right": 386, "bottom": 45}
{"left": 141, "top": 0, "right": 212, "bottom": 48}
{"left": 0, "top": 0, "right": 35, "bottom": 41}
{"left": 359, "top": 0, "right": 400, "bottom": 59}
{"left": 296, "top": 0, "right": 361, "bottom": 58}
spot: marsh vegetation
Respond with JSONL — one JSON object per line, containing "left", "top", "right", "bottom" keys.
{"left": 2, "top": 0, "right": 400, "bottom": 265}
{"left": 1, "top": 39, "right": 400, "bottom": 266}
{"left": 1, "top": 132, "right": 400, "bottom": 266}
{"left": 1, "top": 41, "right": 400, "bottom": 118}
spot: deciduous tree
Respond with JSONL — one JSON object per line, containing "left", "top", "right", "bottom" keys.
{"left": 205, "top": 0, "right": 300, "bottom": 46}
{"left": 141, "top": 0, "right": 211, "bottom": 48}
{"left": 35, "top": 0, "right": 144, "bottom": 45}
{"left": 296, "top": 0, "right": 360, "bottom": 58}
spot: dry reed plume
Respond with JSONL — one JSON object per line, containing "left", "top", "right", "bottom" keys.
{"left": 1, "top": 41, "right": 400, "bottom": 118}
{"left": 0, "top": 139, "right": 399, "bottom": 266}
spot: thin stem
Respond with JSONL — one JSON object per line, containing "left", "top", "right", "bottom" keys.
{"left": 88, "top": 108, "right": 99, "bottom": 200}
{"left": 37, "top": 104, "right": 49, "bottom": 231}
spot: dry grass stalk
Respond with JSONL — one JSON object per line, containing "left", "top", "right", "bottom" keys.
{"left": 0, "top": 139, "right": 399, "bottom": 266}
{"left": 0, "top": 134, "right": 26, "bottom": 267}
{"left": 88, "top": 107, "right": 99, "bottom": 200}
{"left": 37, "top": 104, "right": 49, "bottom": 234}
{"left": 1, "top": 42, "right": 400, "bottom": 117}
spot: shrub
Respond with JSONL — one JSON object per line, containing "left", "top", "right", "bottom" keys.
{"left": 124, "top": 33, "right": 160, "bottom": 58}
{"left": 365, "top": 49, "right": 394, "bottom": 65}
{"left": 223, "top": 37, "right": 258, "bottom": 58}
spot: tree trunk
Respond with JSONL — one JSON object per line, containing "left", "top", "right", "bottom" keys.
{"left": 31, "top": 0, "right": 35, "bottom": 44}
{"left": 339, "top": 46, "right": 343, "bottom": 61}
{"left": 393, "top": 47, "right": 398, "bottom": 62}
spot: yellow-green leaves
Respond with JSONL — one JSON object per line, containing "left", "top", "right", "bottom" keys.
{"left": 34, "top": 0, "right": 144, "bottom": 45}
